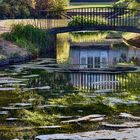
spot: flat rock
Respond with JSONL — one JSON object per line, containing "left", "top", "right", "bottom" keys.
{"left": 0, "top": 79, "right": 23, "bottom": 84}
{"left": 102, "top": 122, "right": 140, "bottom": 129}
{"left": 22, "top": 75, "right": 39, "bottom": 78}
{"left": 119, "top": 113, "right": 140, "bottom": 120}
{"left": 27, "top": 86, "right": 51, "bottom": 90}
{"left": 2, "top": 107, "right": 22, "bottom": 110}
{"left": 5, "top": 83, "right": 26, "bottom": 87}
{"left": 38, "top": 126, "right": 61, "bottom": 129}
{"left": 90, "top": 117, "right": 104, "bottom": 122}
{"left": 58, "top": 116, "right": 74, "bottom": 119}
{"left": 2, "top": 105, "right": 32, "bottom": 110}
{"left": 62, "top": 114, "right": 105, "bottom": 123}
{"left": 28, "top": 98, "right": 36, "bottom": 101}
{"left": 6, "top": 118, "right": 18, "bottom": 121}
{"left": 0, "top": 111, "right": 9, "bottom": 115}
{"left": 11, "top": 103, "right": 32, "bottom": 107}
{"left": 45, "top": 104, "right": 67, "bottom": 108}
{"left": 35, "top": 134, "right": 96, "bottom": 140}
{"left": 76, "top": 128, "right": 140, "bottom": 140}
{"left": 0, "top": 88, "right": 16, "bottom": 91}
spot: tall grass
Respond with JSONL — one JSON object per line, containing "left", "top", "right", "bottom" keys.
{"left": 2, "top": 24, "right": 50, "bottom": 55}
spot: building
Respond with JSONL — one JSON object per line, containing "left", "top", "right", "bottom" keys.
{"left": 69, "top": 41, "right": 140, "bottom": 69}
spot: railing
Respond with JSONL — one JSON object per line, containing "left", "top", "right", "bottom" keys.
{"left": 0, "top": 7, "right": 140, "bottom": 32}
{"left": 40, "top": 7, "right": 140, "bottom": 29}
{"left": 69, "top": 72, "right": 140, "bottom": 92}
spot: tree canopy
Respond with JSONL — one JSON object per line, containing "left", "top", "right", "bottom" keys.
{"left": 0, "top": 0, "right": 33, "bottom": 18}
{"left": 35, "top": 0, "right": 69, "bottom": 11}
{"left": 0, "top": 0, "right": 69, "bottom": 18}
{"left": 114, "top": 0, "right": 140, "bottom": 9}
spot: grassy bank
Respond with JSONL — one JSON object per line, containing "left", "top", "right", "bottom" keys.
{"left": 2, "top": 24, "right": 51, "bottom": 56}
{"left": 70, "top": 31, "right": 122, "bottom": 43}
{"left": 68, "top": 2, "right": 113, "bottom": 9}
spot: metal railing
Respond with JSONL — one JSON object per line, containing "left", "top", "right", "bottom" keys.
{"left": 42, "top": 7, "right": 140, "bottom": 29}
{"left": 0, "top": 7, "right": 140, "bottom": 32}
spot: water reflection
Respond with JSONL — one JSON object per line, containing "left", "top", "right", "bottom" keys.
{"left": 69, "top": 72, "right": 140, "bottom": 92}
{"left": 56, "top": 33, "right": 70, "bottom": 63}
{"left": 69, "top": 42, "right": 140, "bottom": 69}
{"left": 0, "top": 63, "right": 140, "bottom": 139}
{"left": 0, "top": 31, "right": 140, "bottom": 139}
{"left": 56, "top": 32, "right": 140, "bottom": 68}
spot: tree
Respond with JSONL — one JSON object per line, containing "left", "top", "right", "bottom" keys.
{"left": 53, "top": 0, "right": 69, "bottom": 11}
{"left": 35, "top": 0, "right": 69, "bottom": 11}
{"left": 114, "top": 0, "right": 140, "bottom": 9}
{"left": 0, "top": 0, "right": 34, "bottom": 18}
{"left": 35, "top": 0, "right": 54, "bottom": 10}
{"left": 0, "top": 3, "right": 11, "bottom": 18}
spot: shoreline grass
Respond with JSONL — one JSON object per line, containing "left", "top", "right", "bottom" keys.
{"left": 68, "top": 2, "right": 113, "bottom": 9}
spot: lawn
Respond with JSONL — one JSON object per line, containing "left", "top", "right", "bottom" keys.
{"left": 67, "top": 2, "right": 113, "bottom": 9}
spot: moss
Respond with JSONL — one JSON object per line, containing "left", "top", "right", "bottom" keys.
{"left": 48, "top": 93, "right": 115, "bottom": 115}
{"left": 19, "top": 109, "right": 59, "bottom": 126}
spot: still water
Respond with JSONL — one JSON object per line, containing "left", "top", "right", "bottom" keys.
{"left": 0, "top": 32, "right": 140, "bottom": 140}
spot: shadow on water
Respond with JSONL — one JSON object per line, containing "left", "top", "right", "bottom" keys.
{"left": 0, "top": 31, "right": 140, "bottom": 140}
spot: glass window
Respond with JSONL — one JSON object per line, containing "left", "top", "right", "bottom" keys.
{"left": 87, "top": 57, "right": 93, "bottom": 68}
{"left": 95, "top": 57, "right": 100, "bottom": 68}
{"left": 81, "top": 57, "right": 86, "bottom": 68}
{"left": 102, "top": 57, "right": 107, "bottom": 68}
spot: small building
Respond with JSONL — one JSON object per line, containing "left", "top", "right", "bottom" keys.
{"left": 69, "top": 41, "right": 140, "bottom": 69}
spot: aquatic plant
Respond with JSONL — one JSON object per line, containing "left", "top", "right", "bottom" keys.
{"left": 19, "top": 109, "right": 59, "bottom": 126}
{"left": 48, "top": 93, "right": 115, "bottom": 115}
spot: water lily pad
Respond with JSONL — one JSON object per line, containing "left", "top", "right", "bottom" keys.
{"left": 6, "top": 118, "right": 18, "bottom": 121}
{"left": 0, "top": 88, "right": 16, "bottom": 91}
{"left": 11, "top": 103, "right": 32, "bottom": 107}
{"left": 102, "top": 122, "right": 140, "bottom": 129}
{"left": 28, "top": 98, "right": 36, "bottom": 101}
{"left": 45, "top": 104, "right": 67, "bottom": 108}
{"left": 2, "top": 105, "right": 32, "bottom": 110}
{"left": 119, "top": 113, "right": 140, "bottom": 120}
{"left": 58, "top": 116, "right": 74, "bottom": 119}
{"left": 0, "top": 111, "right": 9, "bottom": 115}
{"left": 38, "top": 126, "right": 61, "bottom": 129}
{"left": 5, "top": 83, "right": 26, "bottom": 87}
{"left": 0, "top": 80, "right": 23, "bottom": 84}
{"left": 2, "top": 107, "right": 22, "bottom": 110}
{"left": 62, "top": 114, "right": 105, "bottom": 123}
{"left": 22, "top": 74, "right": 39, "bottom": 78}
{"left": 26, "top": 86, "right": 51, "bottom": 90}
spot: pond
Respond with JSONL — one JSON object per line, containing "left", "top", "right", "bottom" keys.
{"left": 0, "top": 31, "right": 140, "bottom": 140}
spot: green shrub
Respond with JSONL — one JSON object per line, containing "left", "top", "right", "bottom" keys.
{"left": 2, "top": 24, "right": 50, "bottom": 55}
{"left": 68, "top": 16, "right": 108, "bottom": 27}
{"left": 113, "top": 0, "right": 140, "bottom": 9}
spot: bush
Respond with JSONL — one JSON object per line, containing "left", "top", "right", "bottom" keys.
{"left": 68, "top": 16, "right": 108, "bottom": 27}
{"left": 2, "top": 24, "right": 50, "bottom": 55}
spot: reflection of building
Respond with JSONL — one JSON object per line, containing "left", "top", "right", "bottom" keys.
{"left": 70, "top": 72, "right": 120, "bottom": 92}
{"left": 70, "top": 43, "right": 140, "bottom": 69}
